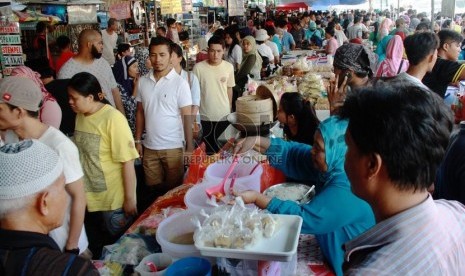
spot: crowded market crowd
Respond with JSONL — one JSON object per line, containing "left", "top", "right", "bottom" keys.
{"left": 1, "top": 7, "right": 465, "bottom": 275}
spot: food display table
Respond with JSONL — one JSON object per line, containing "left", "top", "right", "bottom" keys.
{"left": 95, "top": 153, "right": 334, "bottom": 275}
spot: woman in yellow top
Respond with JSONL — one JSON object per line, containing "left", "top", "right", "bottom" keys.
{"left": 68, "top": 72, "right": 139, "bottom": 258}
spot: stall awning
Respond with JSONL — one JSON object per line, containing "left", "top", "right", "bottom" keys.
{"left": 276, "top": 2, "right": 309, "bottom": 11}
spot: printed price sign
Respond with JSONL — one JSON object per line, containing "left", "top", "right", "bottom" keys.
{"left": 3, "top": 55, "right": 23, "bottom": 66}
{"left": 0, "top": 21, "right": 23, "bottom": 76}
{"left": 2, "top": 45, "right": 22, "bottom": 55}
{"left": 0, "top": 35, "right": 21, "bottom": 45}
{"left": 0, "top": 25, "right": 20, "bottom": 34}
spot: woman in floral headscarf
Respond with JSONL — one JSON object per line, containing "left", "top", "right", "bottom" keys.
{"left": 234, "top": 116, "right": 375, "bottom": 276}
{"left": 10, "top": 66, "right": 62, "bottom": 129}
{"left": 112, "top": 55, "right": 139, "bottom": 135}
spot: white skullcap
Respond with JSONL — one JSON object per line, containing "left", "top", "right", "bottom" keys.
{"left": 0, "top": 139, "right": 63, "bottom": 199}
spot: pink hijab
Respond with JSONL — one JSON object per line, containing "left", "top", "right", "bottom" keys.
{"left": 376, "top": 35, "right": 409, "bottom": 77}
{"left": 10, "top": 66, "right": 62, "bottom": 128}
{"left": 378, "top": 18, "right": 393, "bottom": 41}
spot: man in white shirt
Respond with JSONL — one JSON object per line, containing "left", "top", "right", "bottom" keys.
{"left": 347, "top": 16, "right": 368, "bottom": 40}
{"left": 264, "top": 26, "right": 280, "bottom": 65}
{"left": 135, "top": 37, "right": 193, "bottom": 198}
{"left": 0, "top": 76, "right": 89, "bottom": 256}
{"left": 58, "top": 29, "right": 125, "bottom": 115}
{"left": 102, "top": 18, "right": 118, "bottom": 66}
{"left": 193, "top": 36, "right": 235, "bottom": 154}
{"left": 255, "top": 29, "right": 275, "bottom": 65}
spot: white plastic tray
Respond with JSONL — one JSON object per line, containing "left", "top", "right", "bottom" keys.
{"left": 195, "top": 214, "right": 303, "bottom": 262}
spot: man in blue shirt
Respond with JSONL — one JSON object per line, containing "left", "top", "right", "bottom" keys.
{"left": 276, "top": 19, "right": 295, "bottom": 53}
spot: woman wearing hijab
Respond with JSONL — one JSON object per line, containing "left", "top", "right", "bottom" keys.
{"left": 375, "top": 35, "right": 393, "bottom": 63}
{"left": 134, "top": 45, "right": 151, "bottom": 77}
{"left": 10, "top": 66, "right": 62, "bottom": 129}
{"left": 232, "top": 36, "right": 262, "bottom": 110}
{"left": 376, "top": 35, "right": 409, "bottom": 77}
{"left": 378, "top": 18, "right": 393, "bottom": 42}
{"left": 112, "top": 55, "right": 139, "bottom": 135}
{"left": 238, "top": 36, "right": 262, "bottom": 80}
{"left": 235, "top": 116, "right": 375, "bottom": 276}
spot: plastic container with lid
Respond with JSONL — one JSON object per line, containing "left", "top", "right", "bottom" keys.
{"left": 203, "top": 156, "right": 263, "bottom": 193}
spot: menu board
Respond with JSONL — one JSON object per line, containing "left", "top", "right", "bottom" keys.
{"left": 0, "top": 21, "right": 23, "bottom": 76}
{"left": 160, "top": 0, "right": 182, "bottom": 15}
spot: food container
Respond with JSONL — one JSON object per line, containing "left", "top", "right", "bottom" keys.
{"left": 165, "top": 257, "right": 212, "bottom": 276}
{"left": 236, "top": 95, "right": 274, "bottom": 125}
{"left": 263, "top": 183, "right": 316, "bottom": 205}
{"left": 184, "top": 181, "right": 222, "bottom": 212}
{"left": 134, "top": 253, "right": 172, "bottom": 276}
{"left": 156, "top": 210, "right": 202, "bottom": 259}
{"left": 204, "top": 156, "right": 263, "bottom": 193}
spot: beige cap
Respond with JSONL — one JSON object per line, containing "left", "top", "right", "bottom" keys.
{"left": 0, "top": 76, "right": 42, "bottom": 112}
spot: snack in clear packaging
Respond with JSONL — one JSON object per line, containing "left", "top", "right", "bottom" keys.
{"left": 262, "top": 214, "right": 278, "bottom": 238}
{"left": 232, "top": 228, "right": 255, "bottom": 249}
{"left": 194, "top": 198, "right": 280, "bottom": 249}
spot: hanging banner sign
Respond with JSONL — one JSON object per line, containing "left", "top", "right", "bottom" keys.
{"left": 161, "top": 0, "right": 182, "bottom": 14}
{"left": 68, "top": 5, "right": 97, "bottom": 24}
{"left": 2, "top": 45, "right": 22, "bottom": 54}
{"left": 0, "top": 16, "right": 23, "bottom": 76}
{"left": 181, "top": 0, "right": 193, "bottom": 12}
{"left": 3, "top": 55, "right": 23, "bottom": 66}
{"left": 0, "top": 34, "right": 20, "bottom": 44}
{"left": 109, "top": 2, "right": 131, "bottom": 20}
{"left": 228, "top": 0, "right": 245, "bottom": 16}
{"left": 0, "top": 25, "right": 19, "bottom": 33}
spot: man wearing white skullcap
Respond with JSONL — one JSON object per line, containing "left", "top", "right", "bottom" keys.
{"left": 0, "top": 76, "right": 89, "bottom": 256}
{"left": 0, "top": 140, "right": 98, "bottom": 275}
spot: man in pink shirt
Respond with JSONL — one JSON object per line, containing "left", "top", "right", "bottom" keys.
{"left": 324, "top": 27, "right": 339, "bottom": 56}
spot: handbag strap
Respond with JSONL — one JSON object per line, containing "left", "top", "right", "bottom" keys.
{"left": 397, "top": 59, "right": 404, "bottom": 75}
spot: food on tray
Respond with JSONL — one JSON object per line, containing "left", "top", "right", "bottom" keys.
{"left": 194, "top": 197, "right": 280, "bottom": 249}
{"left": 264, "top": 183, "right": 316, "bottom": 204}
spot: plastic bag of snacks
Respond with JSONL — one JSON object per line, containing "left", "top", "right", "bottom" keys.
{"left": 184, "top": 143, "right": 208, "bottom": 184}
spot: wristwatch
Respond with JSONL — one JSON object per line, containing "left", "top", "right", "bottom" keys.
{"left": 65, "top": 247, "right": 80, "bottom": 255}
{"left": 134, "top": 140, "right": 142, "bottom": 144}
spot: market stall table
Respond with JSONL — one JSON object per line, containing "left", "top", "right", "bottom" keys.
{"left": 96, "top": 177, "right": 334, "bottom": 275}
